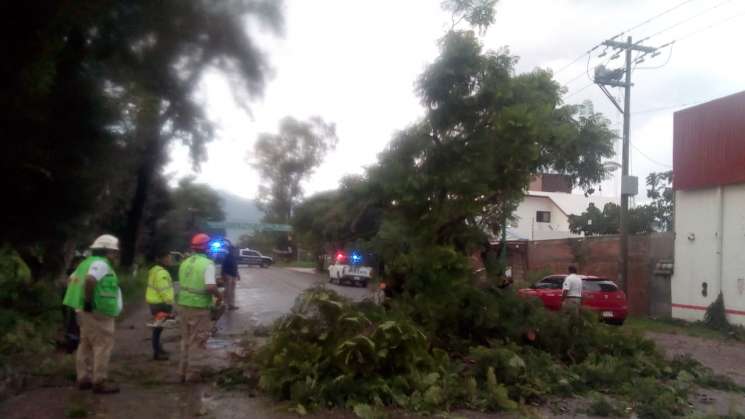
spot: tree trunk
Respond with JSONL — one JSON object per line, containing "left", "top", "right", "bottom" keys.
{"left": 121, "top": 129, "right": 161, "bottom": 268}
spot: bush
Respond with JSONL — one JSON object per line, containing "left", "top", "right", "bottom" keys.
{"left": 257, "top": 287, "right": 443, "bottom": 413}
{"left": 0, "top": 246, "right": 60, "bottom": 367}
{"left": 256, "top": 283, "right": 699, "bottom": 416}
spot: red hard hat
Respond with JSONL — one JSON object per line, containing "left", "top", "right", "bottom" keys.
{"left": 191, "top": 233, "right": 210, "bottom": 250}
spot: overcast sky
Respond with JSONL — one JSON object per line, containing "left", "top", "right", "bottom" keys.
{"left": 166, "top": 0, "right": 745, "bottom": 205}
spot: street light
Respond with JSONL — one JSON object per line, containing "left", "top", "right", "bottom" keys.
{"left": 603, "top": 161, "right": 622, "bottom": 172}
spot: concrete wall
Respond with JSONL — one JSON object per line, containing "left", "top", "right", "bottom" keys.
{"left": 512, "top": 233, "right": 674, "bottom": 316}
{"left": 672, "top": 184, "right": 745, "bottom": 325}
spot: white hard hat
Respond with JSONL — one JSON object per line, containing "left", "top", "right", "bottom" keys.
{"left": 90, "top": 234, "right": 120, "bottom": 251}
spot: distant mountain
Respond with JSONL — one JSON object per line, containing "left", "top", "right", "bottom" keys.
{"left": 217, "top": 190, "right": 263, "bottom": 223}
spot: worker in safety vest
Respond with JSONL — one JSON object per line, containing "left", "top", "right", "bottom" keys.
{"left": 146, "top": 247, "right": 175, "bottom": 361}
{"left": 177, "top": 233, "right": 223, "bottom": 383}
{"left": 62, "top": 234, "right": 123, "bottom": 394}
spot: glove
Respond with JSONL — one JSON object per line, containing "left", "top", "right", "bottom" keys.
{"left": 83, "top": 301, "right": 93, "bottom": 312}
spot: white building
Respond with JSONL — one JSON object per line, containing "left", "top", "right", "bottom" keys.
{"left": 509, "top": 175, "right": 617, "bottom": 241}
{"left": 671, "top": 92, "right": 745, "bottom": 326}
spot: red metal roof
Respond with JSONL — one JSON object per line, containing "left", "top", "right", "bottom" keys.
{"left": 673, "top": 91, "right": 745, "bottom": 191}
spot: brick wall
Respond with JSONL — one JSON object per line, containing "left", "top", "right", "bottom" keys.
{"left": 508, "top": 233, "right": 673, "bottom": 315}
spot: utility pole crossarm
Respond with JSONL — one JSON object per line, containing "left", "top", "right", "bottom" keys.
{"left": 601, "top": 39, "right": 657, "bottom": 53}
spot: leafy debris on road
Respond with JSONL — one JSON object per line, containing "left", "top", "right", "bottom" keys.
{"left": 252, "top": 286, "right": 722, "bottom": 418}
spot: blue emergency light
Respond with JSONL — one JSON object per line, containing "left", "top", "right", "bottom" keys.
{"left": 350, "top": 251, "right": 362, "bottom": 264}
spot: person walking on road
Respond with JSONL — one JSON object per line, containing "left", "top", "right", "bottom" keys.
{"left": 221, "top": 243, "right": 240, "bottom": 310}
{"left": 561, "top": 265, "right": 583, "bottom": 315}
{"left": 146, "top": 248, "right": 175, "bottom": 361}
{"left": 177, "top": 233, "right": 223, "bottom": 383}
{"left": 62, "top": 234, "right": 123, "bottom": 394}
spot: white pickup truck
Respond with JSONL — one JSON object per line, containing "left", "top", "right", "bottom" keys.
{"left": 327, "top": 252, "right": 372, "bottom": 287}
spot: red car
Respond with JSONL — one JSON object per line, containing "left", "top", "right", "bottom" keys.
{"left": 518, "top": 275, "right": 628, "bottom": 325}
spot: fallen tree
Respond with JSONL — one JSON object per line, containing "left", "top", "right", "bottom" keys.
{"left": 255, "top": 286, "right": 740, "bottom": 417}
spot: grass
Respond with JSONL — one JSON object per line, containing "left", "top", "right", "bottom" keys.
{"left": 623, "top": 316, "right": 735, "bottom": 341}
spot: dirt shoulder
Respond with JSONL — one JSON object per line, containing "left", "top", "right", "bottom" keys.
{"left": 647, "top": 331, "right": 745, "bottom": 387}
{"left": 646, "top": 331, "right": 745, "bottom": 416}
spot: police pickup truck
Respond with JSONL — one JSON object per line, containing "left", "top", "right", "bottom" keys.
{"left": 327, "top": 251, "right": 371, "bottom": 288}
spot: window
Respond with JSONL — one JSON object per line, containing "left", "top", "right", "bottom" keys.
{"left": 536, "top": 211, "right": 551, "bottom": 223}
{"left": 583, "top": 281, "right": 618, "bottom": 292}
{"left": 534, "top": 276, "right": 564, "bottom": 289}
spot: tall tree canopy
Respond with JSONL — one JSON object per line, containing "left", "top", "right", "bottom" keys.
{"left": 294, "top": 26, "right": 616, "bottom": 293}
{"left": 1, "top": 1, "right": 284, "bottom": 271}
{"left": 252, "top": 116, "right": 338, "bottom": 223}
{"left": 99, "top": 0, "right": 284, "bottom": 266}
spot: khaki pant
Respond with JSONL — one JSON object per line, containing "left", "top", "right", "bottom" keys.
{"left": 178, "top": 306, "right": 212, "bottom": 380}
{"left": 76, "top": 311, "right": 115, "bottom": 384}
{"left": 224, "top": 277, "right": 237, "bottom": 308}
{"left": 562, "top": 297, "right": 582, "bottom": 316}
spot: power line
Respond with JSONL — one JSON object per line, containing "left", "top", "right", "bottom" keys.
{"left": 631, "top": 91, "right": 738, "bottom": 115}
{"left": 632, "top": 103, "right": 689, "bottom": 115}
{"left": 659, "top": 7, "right": 745, "bottom": 46}
{"left": 637, "top": 0, "right": 735, "bottom": 43}
{"left": 562, "top": 70, "right": 588, "bottom": 86}
{"left": 552, "top": 0, "right": 700, "bottom": 77}
{"left": 610, "top": 0, "right": 702, "bottom": 41}
{"left": 564, "top": 82, "right": 595, "bottom": 100}
{"left": 559, "top": 48, "right": 620, "bottom": 86}
{"left": 553, "top": 52, "right": 595, "bottom": 77}
{"left": 631, "top": 142, "right": 672, "bottom": 168}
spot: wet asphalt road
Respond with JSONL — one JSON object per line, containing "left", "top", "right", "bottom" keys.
{"left": 216, "top": 266, "right": 370, "bottom": 336}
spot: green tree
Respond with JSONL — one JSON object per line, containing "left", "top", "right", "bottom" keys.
{"left": 152, "top": 177, "right": 226, "bottom": 253}
{"left": 568, "top": 202, "right": 655, "bottom": 236}
{"left": 442, "top": 0, "right": 499, "bottom": 32}
{"left": 568, "top": 171, "right": 672, "bottom": 237}
{"left": 1, "top": 2, "right": 124, "bottom": 278}
{"left": 294, "top": 26, "right": 616, "bottom": 294}
{"left": 1, "top": 1, "right": 284, "bottom": 274}
{"left": 646, "top": 170, "right": 673, "bottom": 232}
{"left": 252, "top": 116, "right": 338, "bottom": 223}
{"left": 292, "top": 175, "right": 383, "bottom": 259}
{"left": 93, "top": 0, "right": 284, "bottom": 266}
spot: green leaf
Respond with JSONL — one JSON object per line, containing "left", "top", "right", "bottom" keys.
{"left": 353, "top": 404, "right": 374, "bottom": 419}
{"left": 294, "top": 404, "right": 307, "bottom": 416}
{"left": 379, "top": 321, "right": 397, "bottom": 330}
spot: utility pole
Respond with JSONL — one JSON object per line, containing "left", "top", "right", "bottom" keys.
{"left": 593, "top": 36, "right": 657, "bottom": 294}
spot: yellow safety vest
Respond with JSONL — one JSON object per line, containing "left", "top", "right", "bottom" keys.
{"left": 146, "top": 265, "right": 174, "bottom": 305}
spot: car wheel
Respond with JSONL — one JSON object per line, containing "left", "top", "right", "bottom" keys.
{"left": 361, "top": 280, "right": 368, "bottom": 288}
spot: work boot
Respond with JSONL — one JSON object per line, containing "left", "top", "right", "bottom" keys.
{"left": 92, "top": 381, "right": 120, "bottom": 394}
{"left": 77, "top": 380, "right": 93, "bottom": 390}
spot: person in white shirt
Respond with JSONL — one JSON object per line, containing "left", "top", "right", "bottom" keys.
{"left": 562, "top": 266, "right": 583, "bottom": 315}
